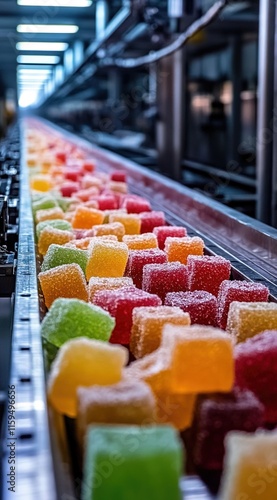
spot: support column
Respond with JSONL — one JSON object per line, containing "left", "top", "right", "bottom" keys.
{"left": 229, "top": 36, "right": 242, "bottom": 164}
{"left": 156, "top": 48, "right": 184, "bottom": 181}
{"left": 272, "top": 6, "right": 277, "bottom": 227}
{"left": 256, "top": 0, "right": 276, "bottom": 224}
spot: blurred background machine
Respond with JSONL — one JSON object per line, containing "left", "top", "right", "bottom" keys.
{"left": 0, "top": 0, "right": 276, "bottom": 224}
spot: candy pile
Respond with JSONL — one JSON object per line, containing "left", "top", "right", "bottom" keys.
{"left": 26, "top": 125, "right": 277, "bottom": 499}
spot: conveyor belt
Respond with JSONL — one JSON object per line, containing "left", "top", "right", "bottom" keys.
{"left": 2, "top": 118, "right": 277, "bottom": 500}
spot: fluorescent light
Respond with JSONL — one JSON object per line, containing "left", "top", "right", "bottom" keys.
{"left": 16, "top": 42, "right": 68, "bottom": 51}
{"left": 17, "top": 24, "right": 79, "bottom": 34}
{"left": 17, "top": 0, "right": 92, "bottom": 6}
{"left": 18, "top": 70, "right": 52, "bottom": 75}
{"left": 17, "top": 55, "right": 60, "bottom": 64}
{"left": 19, "top": 90, "right": 40, "bottom": 108}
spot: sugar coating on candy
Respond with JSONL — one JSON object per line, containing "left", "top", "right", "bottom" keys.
{"left": 108, "top": 180, "right": 128, "bottom": 194}
{"left": 153, "top": 226, "right": 188, "bottom": 250}
{"left": 219, "top": 431, "right": 277, "bottom": 500}
{"left": 217, "top": 280, "right": 269, "bottom": 329}
{"left": 188, "top": 255, "right": 231, "bottom": 296}
{"left": 123, "top": 233, "right": 158, "bottom": 251}
{"left": 130, "top": 306, "right": 191, "bottom": 358}
{"left": 103, "top": 208, "right": 127, "bottom": 223}
{"left": 235, "top": 330, "right": 277, "bottom": 422}
{"left": 38, "top": 227, "right": 74, "bottom": 256}
{"left": 32, "top": 195, "right": 58, "bottom": 217}
{"left": 165, "top": 236, "right": 205, "bottom": 265}
{"left": 89, "top": 277, "right": 133, "bottom": 302}
{"left": 41, "top": 297, "right": 115, "bottom": 348}
{"left": 36, "top": 219, "right": 72, "bottom": 240}
{"left": 64, "top": 238, "right": 93, "bottom": 250}
{"left": 47, "top": 338, "right": 128, "bottom": 417}
{"left": 86, "top": 240, "right": 129, "bottom": 280}
{"left": 72, "top": 206, "right": 104, "bottom": 230}
{"left": 127, "top": 324, "right": 234, "bottom": 394}
{"left": 77, "top": 379, "right": 156, "bottom": 446}
{"left": 142, "top": 262, "right": 189, "bottom": 302}
{"left": 56, "top": 196, "right": 74, "bottom": 212}
{"left": 60, "top": 181, "right": 79, "bottom": 198}
{"left": 227, "top": 302, "right": 277, "bottom": 343}
{"left": 109, "top": 213, "right": 141, "bottom": 235}
{"left": 126, "top": 249, "right": 167, "bottom": 288}
{"left": 39, "top": 264, "right": 88, "bottom": 309}
{"left": 139, "top": 211, "right": 166, "bottom": 233}
{"left": 41, "top": 243, "right": 88, "bottom": 274}
{"left": 94, "top": 286, "right": 162, "bottom": 344}
{"left": 193, "top": 388, "right": 264, "bottom": 470}
{"left": 122, "top": 198, "right": 152, "bottom": 214}
{"left": 92, "top": 222, "right": 125, "bottom": 240}
{"left": 82, "top": 425, "right": 183, "bottom": 500}
{"left": 165, "top": 291, "right": 218, "bottom": 326}
{"left": 154, "top": 392, "right": 196, "bottom": 431}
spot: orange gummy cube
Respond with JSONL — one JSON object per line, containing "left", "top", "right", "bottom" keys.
{"left": 154, "top": 392, "right": 196, "bottom": 430}
{"left": 89, "top": 277, "right": 133, "bottom": 302}
{"left": 109, "top": 214, "right": 141, "bottom": 235}
{"left": 72, "top": 206, "right": 104, "bottom": 230}
{"left": 35, "top": 206, "right": 65, "bottom": 224}
{"left": 123, "top": 233, "right": 158, "bottom": 250}
{"left": 165, "top": 236, "right": 205, "bottom": 265}
{"left": 227, "top": 302, "right": 277, "bottom": 343}
{"left": 86, "top": 240, "right": 129, "bottom": 280}
{"left": 38, "top": 227, "right": 74, "bottom": 256}
{"left": 130, "top": 306, "right": 191, "bottom": 359}
{"left": 93, "top": 222, "right": 125, "bottom": 240}
{"left": 38, "top": 263, "right": 88, "bottom": 309}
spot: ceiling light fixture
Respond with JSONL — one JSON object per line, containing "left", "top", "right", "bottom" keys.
{"left": 17, "top": 55, "right": 60, "bottom": 64}
{"left": 17, "top": 0, "right": 92, "bottom": 7}
{"left": 16, "top": 42, "right": 68, "bottom": 51}
{"left": 17, "top": 24, "right": 79, "bottom": 34}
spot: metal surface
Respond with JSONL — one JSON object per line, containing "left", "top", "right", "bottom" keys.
{"left": 256, "top": 0, "right": 276, "bottom": 224}
{"left": 1, "top": 126, "right": 56, "bottom": 500}
{"left": 272, "top": 2, "right": 277, "bottom": 228}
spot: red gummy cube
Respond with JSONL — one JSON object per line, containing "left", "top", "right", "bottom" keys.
{"left": 142, "top": 263, "right": 189, "bottom": 303}
{"left": 165, "top": 290, "right": 217, "bottom": 326}
{"left": 82, "top": 159, "right": 96, "bottom": 173}
{"left": 56, "top": 151, "right": 67, "bottom": 164}
{"left": 217, "top": 280, "right": 269, "bottom": 329}
{"left": 110, "top": 170, "right": 126, "bottom": 182}
{"left": 139, "top": 211, "right": 166, "bottom": 234}
{"left": 92, "top": 196, "right": 117, "bottom": 211}
{"left": 235, "top": 330, "right": 277, "bottom": 423}
{"left": 193, "top": 388, "right": 264, "bottom": 470}
{"left": 65, "top": 168, "right": 82, "bottom": 182}
{"left": 126, "top": 249, "right": 167, "bottom": 288}
{"left": 188, "top": 255, "right": 231, "bottom": 296}
{"left": 60, "top": 181, "right": 79, "bottom": 198}
{"left": 153, "top": 226, "right": 188, "bottom": 250}
{"left": 122, "top": 198, "right": 151, "bottom": 214}
{"left": 93, "top": 286, "right": 162, "bottom": 344}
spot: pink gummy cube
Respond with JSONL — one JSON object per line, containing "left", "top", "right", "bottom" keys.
{"left": 93, "top": 196, "right": 117, "bottom": 211}
{"left": 142, "top": 263, "right": 189, "bottom": 302}
{"left": 122, "top": 198, "right": 152, "bottom": 214}
{"left": 93, "top": 286, "right": 162, "bottom": 344}
{"left": 165, "top": 290, "right": 218, "bottom": 326}
{"left": 110, "top": 170, "right": 126, "bottom": 183}
{"left": 235, "top": 330, "right": 277, "bottom": 423}
{"left": 153, "top": 226, "right": 188, "bottom": 250}
{"left": 188, "top": 255, "right": 231, "bottom": 296}
{"left": 126, "top": 249, "right": 167, "bottom": 288}
{"left": 139, "top": 211, "right": 166, "bottom": 234}
{"left": 217, "top": 280, "right": 269, "bottom": 329}
{"left": 65, "top": 168, "right": 82, "bottom": 182}
{"left": 60, "top": 181, "right": 79, "bottom": 198}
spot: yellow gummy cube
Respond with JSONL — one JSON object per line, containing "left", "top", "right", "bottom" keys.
{"left": 30, "top": 175, "right": 53, "bottom": 191}
{"left": 47, "top": 337, "right": 128, "bottom": 417}
{"left": 86, "top": 240, "right": 129, "bottom": 280}
{"left": 227, "top": 302, "right": 277, "bottom": 343}
{"left": 35, "top": 207, "right": 65, "bottom": 224}
{"left": 109, "top": 214, "right": 141, "bottom": 235}
{"left": 39, "top": 263, "right": 88, "bottom": 309}
{"left": 103, "top": 209, "right": 127, "bottom": 223}
{"left": 220, "top": 431, "right": 277, "bottom": 500}
{"left": 38, "top": 227, "right": 74, "bottom": 256}
{"left": 123, "top": 233, "right": 158, "bottom": 250}
{"left": 89, "top": 277, "right": 133, "bottom": 302}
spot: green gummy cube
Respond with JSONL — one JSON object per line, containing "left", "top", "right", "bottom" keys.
{"left": 41, "top": 244, "right": 88, "bottom": 274}
{"left": 56, "top": 196, "right": 74, "bottom": 212}
{"left": 32, "top": 195, "right": 58, "bottom": 217}
{"left": 41, "top": 298, "right": 115, "bottom": 347}
{"left": 82, "top": 425, "right": 183, "bottom": 500}
{"left": 36, "top": 220, "right": 72, "bottom": 240}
